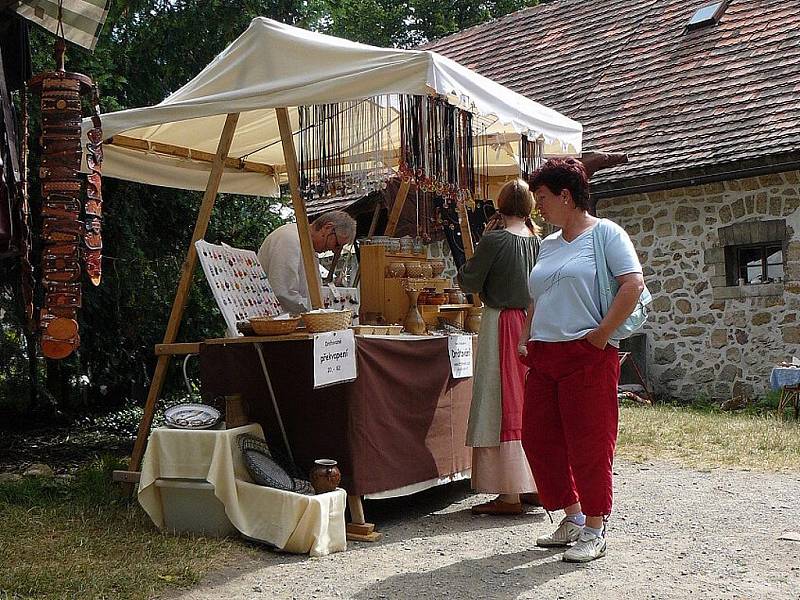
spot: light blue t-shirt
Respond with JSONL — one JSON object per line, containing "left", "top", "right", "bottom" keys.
{"left": 527, "top": 219, "right": 642, "bottom": 346}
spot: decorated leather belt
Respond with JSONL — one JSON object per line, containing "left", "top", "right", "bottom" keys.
{"left": 28, "top": 67, "right": 104, "bottom": 359}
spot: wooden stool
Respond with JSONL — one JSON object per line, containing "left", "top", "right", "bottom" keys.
{"left": 618, "top": 351, "right": 653, "bottom": 403}
{"left": 777, "top": 384, "right": 800, "bottom": 419}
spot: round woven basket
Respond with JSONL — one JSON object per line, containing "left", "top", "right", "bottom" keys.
{"left": 249, "top": 315, "right": 301, "bottom": 335}
{"left": 301, "top": 309, "right": 352, "bottom": 333}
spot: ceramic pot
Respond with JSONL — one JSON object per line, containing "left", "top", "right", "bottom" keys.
{"left": 428, "top": 292, "right": 447, "bottom": 305}
{"left": 418, "top": 287, "right": 435, "bottom": 305}
{"left": 405, "top": 262, "right": 424, "bottom": 278}
{"left": 447, "top": 289, "right": 466, "bottom": 304}
{"left": 419, "top": 263, "right": 433, "bottom": 278}
{"left": 309, "top": 459, "right": 341, "bottom": 494}
{"left": 399, "top": 236, "right": 414, "bottom": 254}
{"left": 465, "top": 307, "right": 483, "bottom": 333}
{"left": 430, "top": 261, "right": 445, "bottom": 277}
{"left": 387, "top": 262, "right": 406, "bottom": 278}
{"left": 404, "top": 289, "right": 427, "bottom": 335}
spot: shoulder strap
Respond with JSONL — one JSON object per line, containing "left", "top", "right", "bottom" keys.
{"left": 593, "top": 219, "right": 614, "bottom": 316}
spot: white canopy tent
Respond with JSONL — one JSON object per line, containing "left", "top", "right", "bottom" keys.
{"left": 86, "top": 17, "right": 582, "bottom": 196}
{"left": 105, "top": 18, "right": 583, "bottom": 478}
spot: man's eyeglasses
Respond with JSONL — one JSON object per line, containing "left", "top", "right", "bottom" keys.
{"left": 327, "top": 227, "right": 346, "bottom": 252}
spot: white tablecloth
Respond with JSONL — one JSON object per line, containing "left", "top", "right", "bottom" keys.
{"left": 138, "top": 424, "right": 346, "bottom": 556}
{"left": 770, "top": 367, "right": 800, "bottom": 390}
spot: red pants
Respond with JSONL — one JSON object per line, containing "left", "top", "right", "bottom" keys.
{"left": 521, "top": 339, "right": 620, "bottom": 516}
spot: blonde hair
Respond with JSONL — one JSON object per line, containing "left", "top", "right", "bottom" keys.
{"left": 491, "top": 178, "right": 540, "bottom": 235}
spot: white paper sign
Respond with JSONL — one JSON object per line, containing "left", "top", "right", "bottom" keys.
{"left": 313, "top": 329, "right": 357, "bottom": 388}
{"left": 448, "top": 334, "right": 473, "bottom": 378}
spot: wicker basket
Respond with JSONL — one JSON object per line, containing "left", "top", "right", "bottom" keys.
{"left": 301, "top": 309, "right": 352, "bottom": 333}
{"left": 249, "top": 315, "right": 301, "bottom": 336}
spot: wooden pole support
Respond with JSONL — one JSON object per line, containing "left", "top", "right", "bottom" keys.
{"left": 128, "top": 113, "right": 240, "bottom": 475}
{"left": 276, "top": 107, "right": 323, "bottom": 309}
{"left": 384, "top": 179, "right": 411, "bottom": 237}
{"left": 457, "top": 199, "right": 483, "bottom": 307}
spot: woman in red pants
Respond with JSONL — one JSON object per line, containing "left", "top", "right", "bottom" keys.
{"left": 519, "top": 158, "right": 645, "bottom": 562}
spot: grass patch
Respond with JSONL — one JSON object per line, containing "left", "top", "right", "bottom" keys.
{"left": 0, "top": 456, "right": 249, "bottom": 600}
{"left": 618, "top": 404, "right": 800, "bottom": 472}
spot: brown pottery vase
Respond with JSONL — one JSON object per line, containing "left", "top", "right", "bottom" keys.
{"left": 309, "top": 459, "right": 341, "bottom": 494}
{"left": 404, "top": 289, "right": 427, "bottom": 334}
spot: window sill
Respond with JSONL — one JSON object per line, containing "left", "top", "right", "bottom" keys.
{"left": 711, "top": 283, "right": 784, "bottom": 300}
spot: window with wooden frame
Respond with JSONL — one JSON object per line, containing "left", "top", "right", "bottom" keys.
{"left": 718, "top": 220, "right": 787, "bottom": 287}
{"left": 728, "top": 243, "right": 784, "bottom": 285}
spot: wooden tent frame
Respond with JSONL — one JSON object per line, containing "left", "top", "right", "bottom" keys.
{"left": 120, "top": 104, "right": 482, "bottom": 481}
{"left": 123, "top": 108, "right": 325, "bottom": 476}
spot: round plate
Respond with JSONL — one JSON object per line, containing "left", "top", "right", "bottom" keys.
{"left": 164, "top": 403, "right": 221, "bottom": 430}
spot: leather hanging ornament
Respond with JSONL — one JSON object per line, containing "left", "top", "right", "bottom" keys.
{"left": 27, "top": 37, "right": 103, "bottom": 360}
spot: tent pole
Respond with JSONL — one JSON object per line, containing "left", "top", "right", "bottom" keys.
{"left": 276, "top": 107, "right": 323, "bottom": 309}
{"left": 127, "top": 113, "right": 240, "bottom": 475}
{"left": 457, "top": 199, "right": 475, "bottom": 259}
{"left": 457, "top": 199, "right": 483, "bottom": 307}
{"left": 384, "top": 179, "right": 411, "bottom": 237}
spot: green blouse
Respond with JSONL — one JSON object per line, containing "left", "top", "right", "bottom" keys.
{"left": 457, "top": 229, "right": 540, "bottom": 309}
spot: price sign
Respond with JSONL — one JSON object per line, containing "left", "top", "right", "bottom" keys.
{"left": 448, "top": 334, "right": 473, "bottom": 378}
{"left": 313, "top": 329, "right": 357, "bottom": 388}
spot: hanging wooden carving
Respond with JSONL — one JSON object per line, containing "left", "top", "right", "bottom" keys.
{"left": 26, "top": 38, "right": 103, "bottom": 360}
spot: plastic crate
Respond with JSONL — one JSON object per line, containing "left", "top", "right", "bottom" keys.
{"left": 155, "top": 478, "right": 237, "bottom": 537}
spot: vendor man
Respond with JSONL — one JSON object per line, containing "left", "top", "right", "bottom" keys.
{"left": 258, "top": 210, "right": 357, "bottom": 314}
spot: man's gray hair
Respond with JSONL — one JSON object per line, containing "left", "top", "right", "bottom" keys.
{"left": 313, "top": 210, "right": 357, "bottom": 243}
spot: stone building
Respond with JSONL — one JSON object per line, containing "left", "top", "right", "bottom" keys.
{"left": 426, "top": 0, "right": 800, "bottom": 399}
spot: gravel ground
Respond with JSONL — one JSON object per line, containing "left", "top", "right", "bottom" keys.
{"left": 164, "top": 460, "right": 800, "bottom": 600}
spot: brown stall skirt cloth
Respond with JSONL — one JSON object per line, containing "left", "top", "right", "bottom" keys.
{"left": 200, "top": 336, "right": 474, "bottom": 497}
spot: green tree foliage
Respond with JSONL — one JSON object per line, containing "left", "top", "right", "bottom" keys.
{"left": 1, "top": 0, "right": 536, "bottom": 421}
{"left": 323, "top": 0, "right": 538, "bottom": 47}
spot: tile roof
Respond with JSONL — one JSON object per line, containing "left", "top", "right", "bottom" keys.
{"left": 424, "top": 0, "right": 800, "bottom": 192}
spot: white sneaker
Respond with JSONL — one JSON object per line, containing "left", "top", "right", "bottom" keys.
{"left": 562, "top": 530, "right": 607, "bottom": 563}
{"left": 535, "top": 518, "right": 583, "bottom": 547}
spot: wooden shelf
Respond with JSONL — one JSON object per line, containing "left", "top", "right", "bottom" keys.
{"left": 433, "top": 304, "right": 474, "bottom": 310}
{"left": 359, "top": 244, "right": 456, "bottom": 324}
{"left": 384, "top": 252, "right": 427, "bottom": 260}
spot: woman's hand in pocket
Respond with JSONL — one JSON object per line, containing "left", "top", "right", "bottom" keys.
{"left": 583, "top": 328, "right": 609, "bottom": 350}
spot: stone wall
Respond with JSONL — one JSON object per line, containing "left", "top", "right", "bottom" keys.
{"left": 596, "top": 170, "right": 800, "bottom": 400}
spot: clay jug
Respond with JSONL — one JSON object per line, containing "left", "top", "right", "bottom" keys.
{"left": 465, "top": 307, "right": 483, "bottom": 333}
{"left": 309, "top": 459, "right": 341, "bottom": 494}
{"left": 404, "top": 289, "right": 427, "bottom": 335}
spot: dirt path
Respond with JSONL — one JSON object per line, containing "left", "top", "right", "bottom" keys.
{"left": 163, "top": 461, "right": 800, "bottom": 600}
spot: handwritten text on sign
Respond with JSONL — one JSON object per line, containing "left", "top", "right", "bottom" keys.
{"left": 448, "top": 334, "right": 473, "bottom": 378}
{"left": 313, "top": 329, "right": 357, "bottom": 388}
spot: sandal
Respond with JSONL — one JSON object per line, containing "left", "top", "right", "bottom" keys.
{"left": 471, "top": 499, "right": 523, "bottom": 515}
{"left": 520, "top": 492, "right": 542, "bottom": 507}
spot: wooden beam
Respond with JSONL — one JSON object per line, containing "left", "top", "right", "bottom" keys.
{"left": 457, "top": 199, "right": 483, "bottom": 308}
{"left": 109, "top": 135, "right": 275, "bottom": 176}
{"left": 276, "top": 107, "right": 324, "bottom": 309}
{"left": 457, "top": 199, "right": 475, "bottom": 260}
{"left": 128, "top": 113, "right": 241, "bottom": 475}
{"left": 154, "top": 342, "right": 201, "bottom": 356}
{"left": 112, "top": 470, "right": 141, "bottom": 483}
{"left": 384, "top": 179, "right": 411, "bottom": 237}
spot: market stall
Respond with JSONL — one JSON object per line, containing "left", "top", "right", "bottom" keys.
{"left": 93, "top": 17, "right": 582, "bottom": 540}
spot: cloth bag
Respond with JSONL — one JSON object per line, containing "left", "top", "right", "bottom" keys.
{"left": 593, "top": 219, "right": 652, "bottom": 340}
